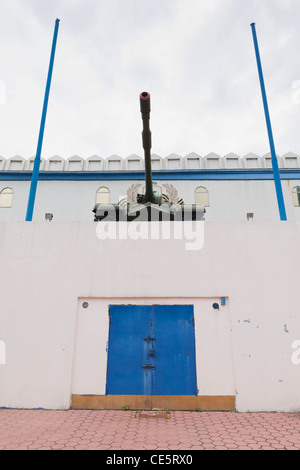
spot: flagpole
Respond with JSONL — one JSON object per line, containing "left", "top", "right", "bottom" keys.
{"left": 250, "top": 22, "right": 287, "bottom": 221}
{"left": 25, "top": 18, "right": 60, "bottom": 221}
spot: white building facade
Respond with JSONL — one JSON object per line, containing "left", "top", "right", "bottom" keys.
{"left": 1, "top": 152, "right": 300, "bottom": 413}
{"left": 0, "top": 152, "right": 300, "bottom": 222}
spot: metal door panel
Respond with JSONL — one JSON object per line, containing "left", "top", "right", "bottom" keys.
{"left": 106, "top": 304, "right": 151, "bottom": 395}
{"left": 152, "top": 304, "right": 197, "bottom": 395}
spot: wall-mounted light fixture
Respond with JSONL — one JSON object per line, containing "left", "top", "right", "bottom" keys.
{"left": 45, "top": 213, "right": 53, "bottom": 221}
{"left": 247, "top": 212, "right": 254, "bottom": 221}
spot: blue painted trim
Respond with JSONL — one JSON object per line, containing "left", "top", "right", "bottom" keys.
{"left": 25, "top": 19, "right": 60, "bottom": 221}
{"left": 1, "top": 169, "right": 300, "bottom": 181}
{"left": 251, "top": 23, "right": 287, "bottom": 220}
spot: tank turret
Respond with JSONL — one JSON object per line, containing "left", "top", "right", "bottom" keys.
{"left": 93, "top": 92, "right": 205, "bottom": 222}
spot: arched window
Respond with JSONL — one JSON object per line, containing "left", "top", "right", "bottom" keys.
{"left": 292, "top": 186, "right": 300, "bottom": 207}
{"left": 96, "top": 186, "right": 110, "bottom": 204}
{"left": 0, "top": 188, "right": 13, "bottom": 208}
{"left": 195, "top": 186, "right": 209, "bottom": 206}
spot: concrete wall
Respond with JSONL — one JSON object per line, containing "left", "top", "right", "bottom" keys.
{"left": 0, "top": 221, "right": 300, "bottom": 412}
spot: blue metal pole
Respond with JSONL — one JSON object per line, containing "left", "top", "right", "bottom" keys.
{"left": 250, "top": 22, "right": 287, "bottom": 221}
{"left": 25, "top": 18, "right": 60, "bottom": 221}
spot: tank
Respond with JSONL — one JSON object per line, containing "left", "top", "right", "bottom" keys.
{"left": 93, "top": 92, "right": 205, "bottom": 222}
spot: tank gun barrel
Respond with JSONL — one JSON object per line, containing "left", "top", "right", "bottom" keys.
{"left": 139, "top": 92, "right": 160, "bottom": 204}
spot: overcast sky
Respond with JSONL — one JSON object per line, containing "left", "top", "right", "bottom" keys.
{"left": 0, "top": 0, "right": 300, "bottom": 160}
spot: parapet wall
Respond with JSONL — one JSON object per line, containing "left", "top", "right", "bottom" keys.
{"left": 1, "top": 152, "right": 300, "bottom": 172}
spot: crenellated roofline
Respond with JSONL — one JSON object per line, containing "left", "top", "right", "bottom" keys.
{"left": 0, "top": 152, "right": 300, "bottom": 172}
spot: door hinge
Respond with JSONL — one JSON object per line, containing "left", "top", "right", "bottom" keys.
{"left": 141, "top": 363, "right": 155, "bottom": 370}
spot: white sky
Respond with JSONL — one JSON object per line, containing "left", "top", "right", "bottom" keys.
{"left": 0, "top": 0, "right": 300, "bottom": 160}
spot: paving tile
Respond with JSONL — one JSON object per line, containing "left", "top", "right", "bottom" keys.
{"left": 1, "top": 410, "right": 300, "bottom": 450}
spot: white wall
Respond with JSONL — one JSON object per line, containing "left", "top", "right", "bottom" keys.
{"left": 0, "top": 221, "right": 300, "bottom": 411}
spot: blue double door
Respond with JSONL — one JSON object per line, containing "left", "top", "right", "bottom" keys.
{"left": 106, "top": 304, "right": 197, "bottom": 396}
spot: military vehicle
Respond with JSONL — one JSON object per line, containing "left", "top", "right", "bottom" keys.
{"left": 93, "top": 92, "right": 205, "bottom": 222}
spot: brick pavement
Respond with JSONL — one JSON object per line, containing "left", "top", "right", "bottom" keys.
{"left": 0, "top": 409, "right": 300, "bottom": 450}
